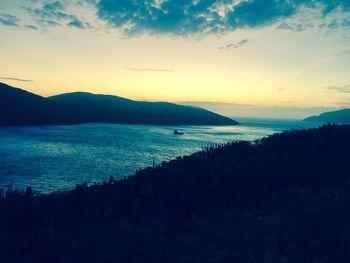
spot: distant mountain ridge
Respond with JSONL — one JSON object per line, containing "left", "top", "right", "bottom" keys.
{"left": 0, "top": 82, "right": 238, "bottom": 126}
{"left": 304, "top": 108, "right": 350, "bottom": 124}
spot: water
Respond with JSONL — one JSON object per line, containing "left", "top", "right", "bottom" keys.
{"left": 0, "top": 118, "right": 320, "bottom": 193}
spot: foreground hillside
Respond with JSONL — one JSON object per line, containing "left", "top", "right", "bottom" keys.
{"left": 1, "top": 124, "right": 350, "bottom": 262}
{"left": 0, "top": 82, "right": 238, "bottom": 126}
{"left": 304, "top": 108, "right": 350, "bottom": 124}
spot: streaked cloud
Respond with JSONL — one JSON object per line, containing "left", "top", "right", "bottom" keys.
{"left": 0, "top": 77, "right": 33, "bottom": 82}
{"left": 324, "top": 18, "right": 350, "bottom": 29}
{"left": 77, "top": 0, "right": 97, "bottom": 6}
{"left": 276, "top": 22, "right": 310, "bottom": 32}
{"left": 126, "top": 67, "right": 174, "bottom": 72}
{"left": 67, "top": 18, "right": 90, "bottom": 29}
{"left": 328, "top": 85, "right": 350, "bottom": 94}
{"left": 0, "top": 13, "right": 20, "bottom": 27}
{"left": 219, "top": 39, "right": 250, "bottom": 50}
{"left": 24, "top": 24, "right": 39, "bottom": 30}
{"left": 25, "top": 0, "right": 90, "bottom": 30}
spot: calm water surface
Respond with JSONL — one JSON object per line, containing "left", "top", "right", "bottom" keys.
{"left": 0, "top": 118, "right": 320, "bottom": 193}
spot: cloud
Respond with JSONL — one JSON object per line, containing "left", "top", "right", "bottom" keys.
{"left": 32, "top": 1, "right": 71, "bottom": 20}
{"left": 328, "top": 85, "right": 350, "bottom": 94}
{"left": 0, "top": 77, "right": 33, "bottom": 82}
{"left": 0, "top": 13, "right": 20, "bottom": 27}
{"left": 219, "top": 39, "right": 250, "bottom": 50}
{"left": 325, "top": 18, "right": 350, "bottom": 29}
{"left": 44, "top": 19, "right": 61, "bottom": 26}
{"left": 126, "top": 67, "right": 173, "bottom": 72}
{"left": 276, "top": 22, "right": 295, "bottom": 31}
{"left": 25, "top": 24, "right": 39, "bottom": 30}
{"left": 67, "top": 18, "right": 89, "bottom": 29}
{"left": 26, "top": 0, "right": 90, "bottom": 29}
{"left": 96, "top": 0, "right": 350, "bottom": 36}
{"left": 276, "top": 22, "right": 310, "bottom": 32}
{"left": 77, "top": 0, "right": 97, "bottom": 6}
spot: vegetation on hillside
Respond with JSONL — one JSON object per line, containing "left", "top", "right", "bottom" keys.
{"left": 0, "top": 124, "right": 350, "bottom": 262}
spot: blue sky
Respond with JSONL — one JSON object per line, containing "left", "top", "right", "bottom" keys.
{"left": 0, "top": 0, "right": 350, "bottom": 118}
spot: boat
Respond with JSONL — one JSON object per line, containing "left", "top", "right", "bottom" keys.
{"left": 173, "top": 129, "right": 184, "bottom": 135}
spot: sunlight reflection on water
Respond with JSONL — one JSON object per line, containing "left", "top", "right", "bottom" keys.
{"left": 0, "top": 119, "right": 319, "bottom": 193}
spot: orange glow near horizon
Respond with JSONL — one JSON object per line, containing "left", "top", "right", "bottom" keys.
{"left": 1, "top": 4, "right": 349, "bottom": 110}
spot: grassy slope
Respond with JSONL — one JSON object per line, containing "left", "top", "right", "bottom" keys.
{"left": 1, "top": 124, "right": 350, "bottom": 262}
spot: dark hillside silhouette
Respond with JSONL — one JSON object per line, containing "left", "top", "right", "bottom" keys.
{"left": 0, "top": 82, "right": 238, "bottom": 126}
{"left": 304, "top": 108, "right": 350, "bottom": 124}
{"left": 49, "top": 92, "right": 238, "bottom": 125}
{"left": 1, "top": 124, "right": 350, "bottom": 262}
{"left": 0, "top": 83, "right": 61, "bottom": 125}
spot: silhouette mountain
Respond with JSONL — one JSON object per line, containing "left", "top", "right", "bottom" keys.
{"left": 1, "top": 124, "right": 350, "bottom": 262}
{"left": 304, "top": 108, "right": 350, "bottom": 124}
{"left": 0, "top": 82, "right": 61, "bottom": 125}
{"left": 0, "top": 82, "right": 238, "bottom": 126}
{"left": 49, "top": 92, "right": 238, "bottom": 125}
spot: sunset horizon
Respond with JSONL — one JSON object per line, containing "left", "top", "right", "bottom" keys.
{"left": 1, "top": 1, "right": 350, "bottom": 262}
{"left": 1, "top": 0, "right": 350, "bottom": 113}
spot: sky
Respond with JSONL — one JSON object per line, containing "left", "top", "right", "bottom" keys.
{"left": 0, "top": 0, "right": 350, "bottom": 118}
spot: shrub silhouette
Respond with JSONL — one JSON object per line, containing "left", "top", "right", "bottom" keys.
{"left": 0, "top": 124, "right": 350, "bottom": 262}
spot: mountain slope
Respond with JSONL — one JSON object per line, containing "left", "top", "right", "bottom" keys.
{"left": 0, "top": 83, "right": 238, "bottom": 126}
{"left": 0, "top": 82, "right": 60, "bottom": 125}
{"left": 49, "top": 92, "right": 238, "bottom": 125}
{"left": 304, "top": 108, "right": 350, "bottom": 124}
